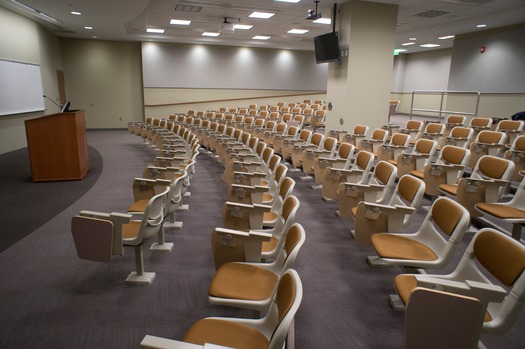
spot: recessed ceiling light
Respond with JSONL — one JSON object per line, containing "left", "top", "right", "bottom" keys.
{"left": 84, "top": 26, "right": 93, "bottom": 30}
{"left": 402, "top": 42, "right": 415, "bottom": 46}
{"left": 288, "top": 29, "right": 309, "bottom": 34}
{"left": 394, "top": 49, "right": 407, "bottom": 53}
{"left": 234, "top": 24, "right": 253, "bottom": 30}
{"left": 409, "top": 37, "right": 417, "bottom": 41}
{"left": 71, "top": 11, "right": 81, "bottom": 16}
{"left": 476, "top": 24, "right": 487, "bottom": 28}
{"left": 249, "top": 12, "right": 275, "bottom": 19}
{"left": 147, "top": 28, "right": 165, "bottom": 34}
{"left": 313, "top": 18, "right": 331, "bottom": 24}
{"left": 170, "top": 19, "right": 191, "bottom": 25}
{"left": 438, "top": 35, "right": 455, "bottom": 40}
{"left": 253, "top": 35, "right": 271, "bottom": 40}
{"left": 202, "top": 32, "right": 220, "bottom": 37}
{"left": 274, "top": 0, "right": 301, "bottom": 3}
{"left": 420, "top": 43, "right": 440, "bottom": 48}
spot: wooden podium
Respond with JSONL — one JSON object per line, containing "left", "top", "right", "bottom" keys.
{"left": 25, "top": 110, "right": 89, "bottom": 182}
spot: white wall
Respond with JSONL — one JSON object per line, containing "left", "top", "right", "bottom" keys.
{"left": 449, "top": 25, "right": 525, "bottom": 93}
{"left": 398, "top": 49, "right": 452, "bottom": 93}
{"left": 142, "top": 42, "right": 327, "bottom": 90}
{"left": 391, "top": 25, "right": 525, "bottom": 119}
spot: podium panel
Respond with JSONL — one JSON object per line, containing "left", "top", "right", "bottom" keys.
{"left": 25, "top": 110, "right": 89, "bottom": 182}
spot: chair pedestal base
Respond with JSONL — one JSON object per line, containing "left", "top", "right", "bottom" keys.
{"left": 125, "top": 271, "right": 156, "bottom": 285}
{"left": 310, "top": 184, "right": 322, "bottom": 190}
{"left": 183, "top": 192, "right": 191, "bottom": 198}
{"left": 350, "top": 229, "right": 356, "bottom": 238}
{"left": 367, "top": 256, "right": 391, "bottom": 268}
{"left": 150, "top": 242, "right": 174, "bottom": 252}
{"left": 164, "top": 221, "right": 183, "bottom": 229}
{"left": 177, "top": 204, "right": 189, "bottom": 211}
{"left": 389, "top": 294, "right": 406, "bottom": 311}
{"left": 299, "top": 175, "right": 312, "bottom": 181}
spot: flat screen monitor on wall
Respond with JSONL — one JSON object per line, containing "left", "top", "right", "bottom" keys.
{"left": 314, "top": 31, "right": 341, "bottom": 64}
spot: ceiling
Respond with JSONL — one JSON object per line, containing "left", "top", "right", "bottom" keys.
{"left": 2, "top": 0, "right": 525, "bottom": 54}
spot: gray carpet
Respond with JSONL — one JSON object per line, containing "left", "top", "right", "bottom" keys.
{"left": 0, "top": 129, "right": 524, "bottom": 348}
{"left": 0, "top": 145, "right": 102, "bottom": 252}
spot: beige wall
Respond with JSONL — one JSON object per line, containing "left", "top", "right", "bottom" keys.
{"left": 60, "top": 39, "right": 144, "bottom": 129}
{"left": 0, "top": 7, "right": 62, "bottom": 154}
{"left": 326, "top": 0, "right": 398, "bottom": 134}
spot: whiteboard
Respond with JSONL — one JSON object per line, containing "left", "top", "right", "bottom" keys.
{"left": 0, "top": 59, "right": 45, "bottom": 116}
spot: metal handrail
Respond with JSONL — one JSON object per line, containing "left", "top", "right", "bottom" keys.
{"left": 410, "top": 90, "right": 481, "bottom": 123}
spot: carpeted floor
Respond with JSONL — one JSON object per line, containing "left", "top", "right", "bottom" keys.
{"left": 0, "top": 129, "right": 524, "bottom": 349}
{"left": 0, "top": 145, "right": 102, "bottom": 252}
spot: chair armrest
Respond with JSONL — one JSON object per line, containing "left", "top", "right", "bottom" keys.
{"left": 408, "top": 153, "right": 431, "bottom": 159}
{"left": 233, "top": 160, "right": 262, "bottom": 166}
{"left": 233, "top": 171, "right": 266, "bottom": 178}
{"left": 336, "top": 168, "right": 364, "bottom": 175}
{"left": 214, "top": 227, "right": 250, "bottom": 238}
{"left": 415, "top": 276, "right": 507, "bottom": 304}
{"left": 436, "top": 163, "right": 465, "bottom": 170}
{"left": 140, "top": 335, "right": 206, "bottom": 349}
{"left": 475, "top": 142, "right": 505, "bottom": 149}
{"left": 156, "top": 155, "right": 186, "bottom": 162}
{"left": 393, "top": 205, "right": 417, "bottom": 214}
{"left": 361, "top": 202, "right": 398, "bottom": 212}
{"left": 346, "top": 183, "right": 385, "bottom": 192}
{"left": 465, "top": 178, "right": 509, "bottom": 187}
{"left": 446, "top": 136, "right": 467, "bottom": 142}
{"left": 253, "top": 185, "right": 270, "bottom": 192}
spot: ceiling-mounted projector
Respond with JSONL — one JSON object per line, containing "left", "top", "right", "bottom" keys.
{"left": 219, "top": 17, "right": 234, "bottom": 33}
{"left": 306, "top": 1, "right": 322, "bottom": 20}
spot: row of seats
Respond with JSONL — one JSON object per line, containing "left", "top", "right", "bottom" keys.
{"left": 71, "top": 123, "right": 199, "bottom": 285}
{"left": 129, "top": 117, "right": 309, "bottom": 349}
{"left": 115, "top": 102, "right": 524, "bottom": 346}
{"left": 164, "top": 107, "right": 525, "bottom": 343}
{"left": 320, "top": 119, "right": 525, "bottom": 337}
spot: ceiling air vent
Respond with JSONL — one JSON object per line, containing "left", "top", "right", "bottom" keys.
{"left": 175, "top": 4, "right": 203, "bottom": 13}
{"left": 414, "top": 10, "right": 451, "bottom": 18}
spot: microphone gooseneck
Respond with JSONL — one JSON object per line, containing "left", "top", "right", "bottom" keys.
{"left": 43, "top": 95, "right": 62, "bottom": 110}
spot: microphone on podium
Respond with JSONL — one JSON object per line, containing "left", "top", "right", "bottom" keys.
{"left": 43, "top": 95, "right": 62, "bottom": 110}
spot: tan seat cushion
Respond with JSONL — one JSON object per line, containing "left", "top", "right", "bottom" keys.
{"left": 262, "top": 192, "right": 273, "bottom": 202}
{"left": 264, "top": 211, "right": 278, "bottom": 222}
{"left": 388, "top": 159, "right": 398, "bottom": 166}
{"left": 184, "top": 318, "right": 269, "bottom": 349}
{"left": 122, "top": 220, "right": 141, "bottom": 239}
{"left": 476, "top": 203, "right": 525, "bottom": 219}
{"left": 127, "top": 199, "right": 149, "bottom": 213}
{"left": 262, "top": 236, "right": 279, "bottom": 253}
{"left": 371, "top": 233, "right": 438, "bottom": 261}
{"left": 208, "top": 263, "right": 278, "bottom": 301}
{"left": 439, "top": 183, "right": 458, "bottom": 196}
{"left": 409, "top": 170, "right": 424, "bottom": 179}
{"left": 394, "top": 274, "right": 417, "bottom": 304}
